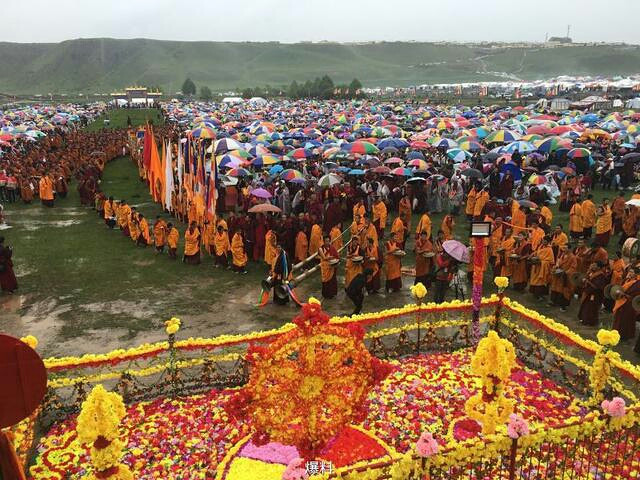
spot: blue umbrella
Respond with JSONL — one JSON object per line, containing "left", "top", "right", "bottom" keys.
{"left": 407, "top": 151, "right": 425, "bottom": 160}
{"left": 500, "top": 162, "right": 522, "bottom": 180}
{"left": 269, "top": 165, "right": 284, "bottom": 175}
{"left": 348, "top": 169, "right": 366, "bottom": 175}
{"left": 378, "top": 138, "right": 409, "bottom": 149}
{"left": 581, "top": 113, "right": 600, "bottom": 124}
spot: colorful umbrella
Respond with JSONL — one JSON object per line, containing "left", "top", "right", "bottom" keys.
{"left": 317, "top": 173, "right": 342, "bottom": 188}
{"left": 190, "top": 127, "right": 216, "bottom": 139}
{"left": 408, "top": 159, "right": 428, "bottom": 169}
{"left": 280, "top": 169, "right": 304, "bottom": 182}
{"left": 567, "top": 148, "right": 591, "bottom": 159}
{"left": 528, "top": 174, "right": 546, "bottom": 185}
{"left": 447, "top": 148, "right": 472, "bottom": 163}
{"left": 252, "top": 154, "right": 282, "bottom": 167}
{"left": 248, "top": 203, "right": 281, "bottom": 214}
{"left": 226, "top": 167, "right": 252, "bottom": 177}
{"left": 250, "top": 188, "right": 272, "bottom": 199}
{"left": 485, "top": 130, "right": 521, "bottom": 144}
{"left": 342, "top": 141, "right": 379, "bottom": 155}
{"left": 391, "top": 167, "right": 413, "bottom": 176}
{"left": 286, "top": 148, "right": 314, "bottom": 160}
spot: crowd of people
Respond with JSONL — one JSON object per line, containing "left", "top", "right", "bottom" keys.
{"left": 3, "top": 99, "right": 640, "bottom": 354}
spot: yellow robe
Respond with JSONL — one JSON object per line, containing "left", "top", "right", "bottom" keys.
{"left": 540, "top": 206, "right": 553, "bottom": 226}
{"left": 441, "top": 215, "right": 454, "bottom": 240}
{"left": 154, "top": 220, "right": 167, "bottom": 247}
{"left": 473, "top": 191, "right": 489, "bottom": 218}
{"left": 530, "top": 227, "right": 545, "bottom": 252}
{"left": 352, "top": 203, "right": 365, "bottom": 218}
{"left": 330, "top": 226, "right": 343, "bottom": 251}
{"left": 530, "top": 245, "right": 554, "bottom": 287}
{"left": 385, "top": 241, "right": 402, "bottom": 281}
{"left": 139, "top": 218, "right": 151, "bottom": 244}
{"left": 168, "top": 228, "right": 179, "bottom": 249}
{"left": 465, "top": 188, "right": 477, "bottom": 216}
{"left": 231, "top": 233, "right": 247, "bottom": 267}
{"left": 551, "top": 232, "right": 568, "bottom": 250}
{"left": 596, "top": 207, "right": 612, "bottom": 234}
{"left": 416, "top": 213, "right": 432, "bottom": 239}
{"left": 345, "top": 244, "right": 363, "bottom": 287}
{"left": 309, "top": 224, "right": 323, "bottom": 256}
{"left": 399, "top": 197, "right": 412, "bottom": 232}
{"left": 581, "top": 200, "right": 597, "bottom": 228}
{"left": 391, "top": 217, "right": 404, "bottom": 244}
{"left": 184, "top": 227, "right": 200, "bottom": 256}
{"left": 569, "top": 203, "right": 583, "bottom": 233}
{"left": 295, "top": 231, "right": 309, "bottom": 263}
{"left": 372, "top": 201, "right": 387, "bottom": 229}
{"left": 214, "top": 231, "right": 230, "bottom": 256}
{"left": 264, "top": 230, "right": 277, "bottom": 265}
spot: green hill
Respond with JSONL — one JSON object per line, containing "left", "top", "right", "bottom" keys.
{"left": 0, "top": 38, "right": 639, "bottom": 94}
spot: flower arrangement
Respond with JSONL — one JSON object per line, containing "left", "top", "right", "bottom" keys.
{"left": 493, "top": 277, "right": 509, "bottom": 290}
{"left": 601, "top": 397, "right": 626, "bottom": 418}
{"left": 282, "top": 457, "right": 309, "bottom": 480}
{"left": 20, "top": 335, "right": 38, "bottom": 349}
{"left": 410, "top": 282, "right": 427, "bottom": 301}
{"left": 165, "top": 317, "right": 181, "bottom": 335}
{"left": 506, "top": 413, "right": 529, "bottom": 439}
{"left": 76, "top": 385, "right": 133, "bottom": 480}
{"left": 226, "top": 298, "right": 393, "bottom": 456}
{"left": 415, "top": 431, "right": 438, "bottom": 457}
{"left": 465, "top": 331, "right": 517, "bottom": 434}
{"left": 590, "top": 329, "right": 622, "bottom": 404}
{"left": 597, "top": 329, "right": 620, "bottom": 347}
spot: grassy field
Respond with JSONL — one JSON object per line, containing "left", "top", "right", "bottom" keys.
{"left": 1, "top": 39, "right": 640, "bottom": 93}
{"left": 0, "top": 109, "right": 637, "bottom": 362}
{"left": 85, "top": 108, "right": 164, "bottom": 132}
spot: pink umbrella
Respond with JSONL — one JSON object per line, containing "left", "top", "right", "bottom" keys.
{"left": 250, "top": 188, "right": 272, "bottom": 199}
{"left": 442, "top": 240, "right": 470, "bottom": 263}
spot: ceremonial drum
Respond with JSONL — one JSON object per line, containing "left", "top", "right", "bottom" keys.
{"left": 329, "top": 258, "right": 340, "bottom": 265}
{"left": 392, "top": 250, "right": 406, "bottom": 257}
{"left": 622, "top": 237, "right": 640, "bottom": 259}
{"left": 422, "top": 252, "right": 436, "bottom": 258}
{"left": 352, "top": 256, "right": 364, "bottom": 263}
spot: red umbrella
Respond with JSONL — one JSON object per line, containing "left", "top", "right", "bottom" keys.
{"left": 248, "top": 203, "right": 282, "bottom": 213}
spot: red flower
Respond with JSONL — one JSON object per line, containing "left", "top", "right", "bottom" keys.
{"left": 452, "top": 418, "right": 482, "bottom": 441}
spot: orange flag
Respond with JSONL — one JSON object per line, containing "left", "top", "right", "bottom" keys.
{"left": 148, "top": 132, "right": 162, "bottom": 202}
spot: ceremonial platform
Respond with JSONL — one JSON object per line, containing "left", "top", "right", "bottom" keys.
{"left": 13, "top": 290, "right": 640, "bottom": 480}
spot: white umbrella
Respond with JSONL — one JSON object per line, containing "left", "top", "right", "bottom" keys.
{"left": 625, "top": 199, "right": 640, "bottom": 207}
{"left": 317, "top": 173, "right": 342, "bottom": 188}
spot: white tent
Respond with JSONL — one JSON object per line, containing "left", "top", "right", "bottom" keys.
{"left": 222, "top": 97, "right": 243, "bottom": 104}
{"left": 249, "top": 97, "right": 267, "bottom": 106}
{"left": 626, "top": 98, "right": 640, "bottom": 109}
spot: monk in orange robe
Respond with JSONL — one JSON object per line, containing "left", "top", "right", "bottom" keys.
{"left": 385, "top": 237, "right": 402, "bottom": 292}
{"left": 202, "top": 221, "right": 216, "bottom": 256}
{"left": 372, "top": 198, "right": 387, "bottom": 237}
{"left": 612, "top": 268, "right": 640, "bottom": 340}
{"left": 364, "top": 237, "right": 382, "bottom": 293}
{"left": 529, "top": 237, "right": 554, "bottom": 299}
{"left": 128, "top": 210, "right": 139, "bottom": 242}
{"left": 264, "top": 229, "right": 277, "bottom": 266}
{"left": 167, "top": 223, "right": 179, "bottom": 259}
{"left": 512, "top": 233, "right": 532, "bottom": 291}
{"left": 416, "top": 212, "right": 432, "bottom": 240}
{"left": 399, "top": 195, "right": 412, "bottom": 234}
{"left": 309, "top": 223, "right": 323, "bottom": 257}
{"left": 440, "top": 214, "right": 454, "bottom": 241}
{"left": 214, "top": 225, "right": 230, "bottom": 268}
{"left": 183, "top": 221, "right": 201, "bottom": 264}
{"left": 345, "top": 236, "right": 364, "bottom": 288}
{"left": 581, "top": 196, "right": 597, "bottom": 238}
{"left": 350, "top": 214, "right": 365, "bottom": 240}
{"left": 610, "top": 253, "right": 626, "bottom": 286}
{"left": 359, "top": 218, "right": 378, "bottom": 249}
{"left": 530, "top": 225, "right": 545, "bottom": 252}
{"left": 550, "top": 225, "right": 568, "bottom": 257}
{"left": 391, "top": 216, "right": 405, "bottom": 249}
{"left": 294, "top": 229, "right": 309, "bottom": 264}
{"left": 569, "top": 201, "right": 583, "bottom": 239}
{"left": 231, "top": 231, "right": 248, "bottom": 273}
{"left": 352, "top": 200, "right": 366, "bottom": 219}
{"left": 497, "top": 229, "right": 516, "bottom": 278}
{"left": 473, "top": 189, "right": 489, "bottom": 220}
{"left": 465, "top": 186, "right": 477, "bottom": 220}
{"left": 38, "top": 173, "right": 55, "bottom": 207}
{"left": 137, "top": 214, "right": 151, "bottom": 246}
{"left": 595, "top": 203, "right": 612, "bottom": 247}
{"left": 540, "top": 204, "right": 553, "bottom": 226}
{"left": 549, "top": 245, "right": 576, "bottom": 310}
{"left": 415, "top": 231, "right": 434, "bottom": 287}
{"left": 330, "top": 225, "right": 343, "bottom": 251}
{"left": 318, "top": 235, "right": 339, "bottom": 299}
{"left": 153, "top": 217, "right": 167, "bottom": 252}
{"left": 511, "top": 205, "right": 527, "bottom": 233}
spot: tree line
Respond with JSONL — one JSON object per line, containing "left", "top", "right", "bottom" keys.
{"left": 180, "top": 76, "right": 364, "bottom": 101}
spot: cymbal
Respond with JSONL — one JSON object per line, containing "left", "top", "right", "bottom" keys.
{"left": 609, "top": 285, "right": 623, "bottom": 300}
{"left": 604, "top": 283, "right": 614, "bottom": 299}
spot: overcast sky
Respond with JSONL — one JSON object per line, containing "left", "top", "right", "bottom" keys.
{"left": 3, "top": 0, "right": 640, "bottom": 44}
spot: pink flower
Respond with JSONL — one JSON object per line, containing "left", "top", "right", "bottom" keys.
{"left": 416, "top": 431, "right": 439, "bottom": 457}
{"left": 601, "top": 397, "right": 626, "bottom": 418}
{"left": 282, "top": 457, "right": 309, "bottom": 480}
{"left": 507, "top": 413, "right": 529, "bottom": 439}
